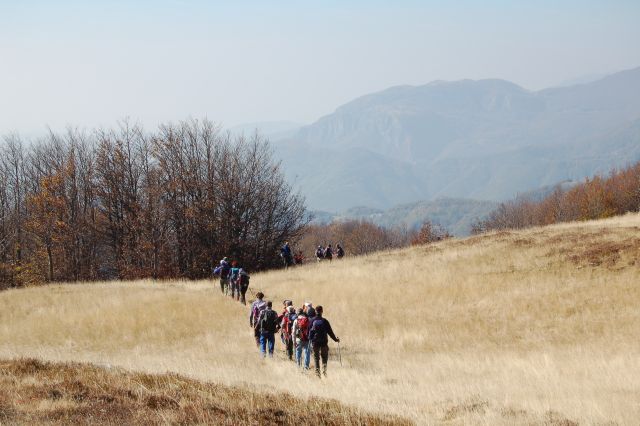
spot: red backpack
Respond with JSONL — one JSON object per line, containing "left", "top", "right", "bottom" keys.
{"left": 296, "top": 316, "right": 309, "bottom": 341}
{"left": 283, "top": 313, "right": 297, "bottom": 335}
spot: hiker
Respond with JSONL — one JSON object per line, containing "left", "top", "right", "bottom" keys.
{"left": 336, "top": 244, "right": 345, "bottom": 259}
{"left": 217, "top": 257, "right": 231, "bottom": 295}
{"left": 309, "top": 305, "right": 339, "bottom": 377}
{"left": 304, "top": 301, "right": 316, "bottom": 319}
{"left": 292, "top": 307, "right": 311, "bottom": 369}
{"left": 255, "top": 300, "right": 280, "bottom": 357}
{"left": 280, "top": 242, "right": 293, "bottom": 268}
{"left": 293, "top": 251, "right": 304, "bottom": 265}
{"left": 229, "top": 261, "right": 241, "bottom": 300}
{"left": 279, "top": 300, "right": 293, "bottom": 346}
{"left": 324, "top": 244, "right": 333, "bottom": 262}
{"left": 239, "top": 268, "right": 250, "bottom": 305}
{"left": 315, "top": 246, "right": 324, "bottom": 262}
{"left": 250, "top": 292, "right": 267, "bottom": 346}
{"left": 281, "top": 305, "right": 297, "bottom": 360}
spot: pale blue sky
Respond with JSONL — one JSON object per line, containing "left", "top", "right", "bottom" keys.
{"left": 1, "top": 0, "right": 639, "bottom": 135}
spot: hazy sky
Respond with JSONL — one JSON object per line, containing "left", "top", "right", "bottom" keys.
{"left": 1, "top": 0, "right": 639, "bottom": 135}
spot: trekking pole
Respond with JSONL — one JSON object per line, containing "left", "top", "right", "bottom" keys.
{"left": 337, "top": 341, "right": 342, "bottom": 367}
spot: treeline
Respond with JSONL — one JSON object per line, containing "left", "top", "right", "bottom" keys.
{"left": 299, "top": 220, "right": 412, "bottom": 258}
{"left": 473, "top": 162, "right": 640, "bottom": 233}
{"left": 0, "top": 119, "right": 306, "bottom": 288}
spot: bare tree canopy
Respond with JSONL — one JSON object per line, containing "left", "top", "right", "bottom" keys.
{"left": 0, "top": 119, "right": 307, "bottom": 287}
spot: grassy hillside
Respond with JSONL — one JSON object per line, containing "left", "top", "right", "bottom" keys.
{"left": 0, "top": 358, "right": 405, "bottom": 425}
{"left": 1, "top": 214, "right": 639, "bottom": 424}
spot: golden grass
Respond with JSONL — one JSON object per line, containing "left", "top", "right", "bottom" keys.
{"left": 1, "top": 213, "right": 639, "bottom": 424}
{"left": 0, "top": 358, "right": 407, "bottom": 425}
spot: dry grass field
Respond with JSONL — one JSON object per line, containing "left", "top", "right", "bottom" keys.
{"left": 1, "top": 213, "right": 639, "bottom": 424}
{"left": 0, "top": 358, "right": 405, "bottom": 425}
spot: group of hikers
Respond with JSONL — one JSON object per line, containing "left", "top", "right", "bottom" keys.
{"left": 249, "top": 293, "right": 340, "bottom": 378}
{"left": 213, "top": 257, "right": 251, "bottom": 305}
{"left": 213, "top": 245, "right": 343, "bottom": 377}
{"left": 315, "top": 243, "right": 344, "bottom": 262}
{"left": 280, "top": 242, "right": 305, "bottom": 268}
{"left": 280, "top": 242, "right": 345, "bottom": 268}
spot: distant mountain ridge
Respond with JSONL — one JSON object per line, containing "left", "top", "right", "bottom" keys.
{"left": 276, "top": 67, "right": 640, "bottom": 211}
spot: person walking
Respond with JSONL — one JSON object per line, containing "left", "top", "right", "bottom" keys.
{"left": 238, "top": 268, "right": 250, "bottom": 305}
{"left": 218, "top": 257, "right": 231, "bottom": 295}
{"left": 304, "top": 302, "right": 316, "bottom": 320}
{"left": 324, "top": 245, "right": 333, "bottom": 262}
{"left": 279, "top": 300, "right": 293, "bottom": 347}
{"left": 292, "top": 307, "right": 311, "bottom": 369}
{"left": 249, "top": 292, "right": 267, "bottom": 346}
{"left": 309, "top": 305, "right": 339, "bottom": 377}
{"left": 280, "top": 242, "right": 293, "bottom": 269}
{"left": 336, "top": 244, "right": 345, "bottom": 259}
{"left": 255, "top": 301, "right": 280, "bottom": 358}
{"left": 229, "top": 261, "right": 241, "bottom": 300}
{"left": 281, "top": 305, "right": 297, "bottom": 360}
{"left": 315, "top": 246, "right": 324, "bottom": 262}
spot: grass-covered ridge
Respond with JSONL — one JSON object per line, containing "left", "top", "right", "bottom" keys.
{"left": 1, "top": 213, "right": 639, "bottom": 424}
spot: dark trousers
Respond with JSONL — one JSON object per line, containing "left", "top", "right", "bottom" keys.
{"left": 286, "top": 338, "right": 294, "bottom": 360}
{"left": 254, "top": 328, "right": 260, "bottom": 346}
{"left": 219, "top": 278, "right": 229, "bottom": 294}
{"left": 312, "top": 343, "right": 329, "bottom": 376}
{"left": 231, "top": 280, "right": 240, "bottom": 299}
{"left": 240, "top": 284, "right": 248, "bottom": 305}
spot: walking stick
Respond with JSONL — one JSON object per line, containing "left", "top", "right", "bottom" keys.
{"left": 337, "top": 341, "right": 342, "bottom": 366}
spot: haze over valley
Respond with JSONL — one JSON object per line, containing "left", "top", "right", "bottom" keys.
{"left": 266, "top": 67, "right": 640, "bottom": 215}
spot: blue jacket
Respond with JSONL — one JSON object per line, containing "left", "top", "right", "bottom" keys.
{"left": 309, "top": 316, "right": 338, "bottom": 346}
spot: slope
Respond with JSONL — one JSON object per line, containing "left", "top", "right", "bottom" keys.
{"left": 1, "top": 214, "right": 639, "bottom": 424}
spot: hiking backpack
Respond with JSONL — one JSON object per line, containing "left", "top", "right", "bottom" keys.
{"left": 240, "top": 273, "right": 250, "bottom": 287}
{"left": 230, "top": 267, "right": 240, "bottom": 281}
{"left": 296, "top": 316, "right": 310, "bottom": 341}
{"left": 283, "top": 313, "right": 297, "bottom": 336}
{"left": 220, "top": 264, "right": 231, "bottom": 279}
{"left": 259, "top": 309, "right": 279, "bottom": 333}
{"left": 252, "top": 300, "right": 266, "bottom": 326}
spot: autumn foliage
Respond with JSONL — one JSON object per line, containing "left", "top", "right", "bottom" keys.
{"left": 410, "top": 221, "right": 452, "bottom": 245}
{"left": 298, "top": 220, "right": 412, "bottom": 258}
{"left": 0, "top": 120, "right": 307, "bottom": 287}
{"left": 473, "top": 162, "right": 640, "bottom": 233}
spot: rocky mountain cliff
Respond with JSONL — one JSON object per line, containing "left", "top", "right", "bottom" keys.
{"left": 276, "top": 67, "right": 640, "bottom": 211}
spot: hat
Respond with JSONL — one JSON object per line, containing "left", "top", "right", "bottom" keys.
{"left": 304, "top": 301, "right": 312, "bottom": 307}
